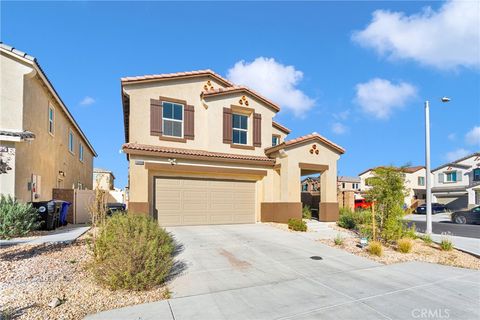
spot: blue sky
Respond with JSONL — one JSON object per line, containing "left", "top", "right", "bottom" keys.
{"left": 2, "top": 1, "right": 479, "bottom": 187}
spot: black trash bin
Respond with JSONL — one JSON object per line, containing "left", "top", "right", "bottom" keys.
{"left": 31, "top": 200, "right": 57, "bottom": 230}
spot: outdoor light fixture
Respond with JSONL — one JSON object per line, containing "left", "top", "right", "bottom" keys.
{"left": 424, "top": 97, "right": 451, "bottom": 235}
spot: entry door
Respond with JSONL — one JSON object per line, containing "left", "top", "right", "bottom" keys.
{"left": 154, "top": 177, "right": 256, "bottom": 226}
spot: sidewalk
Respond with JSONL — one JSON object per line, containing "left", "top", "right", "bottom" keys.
{"left": 0, "top": 225, "right": 90, "bottom": 246}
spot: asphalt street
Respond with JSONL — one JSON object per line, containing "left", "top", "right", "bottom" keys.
{"left": 407, "top": 220, "right": 480, "bottom": 239}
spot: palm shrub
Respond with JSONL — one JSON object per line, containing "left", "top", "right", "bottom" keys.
{"left": 302, "top": 205, "right": 312, "bottom": 220}
{"left": 90, "top": 214, "right": 174, "bottom": 290}
{"left": 0, "top": 195, "right": 40, "bottom": 239}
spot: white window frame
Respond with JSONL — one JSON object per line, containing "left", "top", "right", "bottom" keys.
{"left": 162, "top": 102, "right": 184, "bottom": 138}
{"left": 445, "top": 171, "right": 457, "bottom": 182}
{"left": 272, "top": 135, "right": 279, "bottom": 147}
{"left": 48, "top": 104, "right": 55, "bottom": 135}
{"left": 418, "top": 176, "right": 425, "bottom": 186}
{"left": 79, "top": 143, "right": 84, "bottom": 162}
{"left": 232, "top": 113, "right": 248, "bottom": 145}
{"left": 68, "top": 129, "right": 74, "bottom": 154}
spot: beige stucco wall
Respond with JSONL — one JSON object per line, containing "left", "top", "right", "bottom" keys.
{"left": 93, "top": 172, "right": 114, "bottom": 190}
{"left": 123, "top": 77, "right": 277, "bottom": 157}
{"left": 0, "top": 51, "right": 94, "bottom": 202}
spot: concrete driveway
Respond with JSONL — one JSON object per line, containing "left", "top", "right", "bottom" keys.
{"left": 86, "top": 224, "right": 480, "bottom": 320}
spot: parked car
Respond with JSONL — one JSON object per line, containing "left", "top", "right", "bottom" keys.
{"left": 415, "top": 203, "right": 447, "bottom": 214}
{"left": 354, "top": 199, "right": 373, "bottom": 210}
{"left": 451, "top": 206, "right": 480, "bottom": 224}
{"left": 106, "top": 203, "right": 126, "bottom": 215}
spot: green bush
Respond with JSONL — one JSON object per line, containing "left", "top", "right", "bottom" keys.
{"left": 90, "top": 214, "right": 174, "bottom": 290}
{"left": 288, "top": 218, "right": 307, "bottom": 232}
{"left": 381, "top": 214, "right": 405, "bottom": 242}
{"left": 337, "top": 208, "right": 356, "bottom": 229}
{"left": 440, "top": 237, "right": 453, "bottom": 251}
{"left": 367, "top": 241, "right": 383, "bottom": 256}
{"left": 334, "top": 234, "right": 344, "bottom": 246}
{"left": 302, "top": 205, "right": 312, "bottom": 220}
{"left": 0, "top": 195, "right": 40, "bottom": 239}
{"left": 397, "top": 237, "right": 414, "bottom": 253}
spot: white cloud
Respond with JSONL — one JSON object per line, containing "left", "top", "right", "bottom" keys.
{"left": 331, "top": 122, "right": 348, "bottom": 135}
{"left": 352, "top": 0, "right": 480, "bottom": 70}
{"left": 445, "top": 148, "right": 471, "bottom": 162}
{"left": 227, "top": 57, "right": 315, "bottom": 117}
{"left": 333, "top": 110, "right": 351, "bottom": 121}
{"left": 79, "top": 96, "right": 95, "bottom": 106}
{"left": 354, "top": 78, "right": 417, "bottom": 119}
{"left": 447, "top": 133, "right": 456, "bottom": 141}
{"left": 465, "top": 126, "right": 480, "bottom": 145}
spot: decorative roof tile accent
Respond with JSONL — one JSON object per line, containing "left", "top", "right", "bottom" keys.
{"left": 121, "top": 69, "right": 234, "bottom": 87}
{"left": 265, "top": 133, "right": 345, "bottom": 155}
{"left": 201, "top": 86, "right": 280, "bottom": 112}
{"left": 272, "top": 121, "right": 291, "bottom": 134}
{"left": 123, "top": 143, "right": 276, "bottom": 165}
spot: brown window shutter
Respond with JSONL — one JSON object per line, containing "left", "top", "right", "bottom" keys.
{"left": 223, "top": 107, "right": 232, "bottom": 144}
{"left": 150, "top": 99, "right": 162, "bottom": 136}
{"left": 253, "top": 113, "right": 262, "bottom": 147}
{"left": 184, "top": 105, "right": 195, "bottom": 140}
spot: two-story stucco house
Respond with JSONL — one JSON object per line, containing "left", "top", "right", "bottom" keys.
{"left": 359, "top": 166, "right": 427, "bottom": 207}
{"left": 432, "top": 152, "right": 480, "bottom": 210}
{"left": 121, "top": 70, "right": 345, "bottom": 225}
{"left": 93, "top": 168, "right": 115, "bottom": 191}
{"left": 0, "top": 44, "right": 96, "bottom": 202}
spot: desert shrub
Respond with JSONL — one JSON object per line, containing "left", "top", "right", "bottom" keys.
{"left": 90, "top": 214, "right": 174, "bottom": 290}
{"left": 334, "top": 234, "right": 344, "bottom": 246}
{"left": 397, "top": 238, "right": 414, "bottom": 253}
{"left": 421, "top": 234, "right": 433, "bottom": 244}
{"left": 0, "top": 195, "right": 40, "bottom": 239}
{"left": 359, "top": 224, "right": 374, "bottom": 240}
{"left": 404, "top": 224, "right": 418, "bottom": 239}
{"left": 302, "top": 205, "right": 312, "bottom": 220}
{"left": 288, "top": 218, "right": 307, "bottom": 232}
{"left": 381, "top": 210, "right": 406, "bottom": 242}
{"left": 440, "top": 236, "right": 453, "bottom": 251}
{"left": 367, "top": 241, "right": 383, "bottom": 256}
{"left": 337, "top": 208, "right": 356, "bottom": 229}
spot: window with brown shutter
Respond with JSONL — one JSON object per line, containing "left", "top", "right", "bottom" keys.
{"left": 184, "top": 105, "right": 195, "bottom": 140}
{"left": 223, "top": 107, "right": 232, "bottom": 144}
{"left": 253, "top": 113, "right": 262, "bottom": 147}
{"left": 150, "top": 99, "right": 162, "bottom": 136}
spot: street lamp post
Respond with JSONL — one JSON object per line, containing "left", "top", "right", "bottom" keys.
{"left": 425, "top": 97, "right": 450, "bottom": 235}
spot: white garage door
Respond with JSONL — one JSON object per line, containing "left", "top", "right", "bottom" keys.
{"left": 154, "top": 177, "right": 256, "bottom": 226}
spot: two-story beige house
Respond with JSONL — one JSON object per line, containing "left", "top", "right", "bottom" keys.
{"left": 0, "top": 44, "right": 96, "bottom": 202}
{"left": 121, "top": 70, "right": 344, "bottom": 225}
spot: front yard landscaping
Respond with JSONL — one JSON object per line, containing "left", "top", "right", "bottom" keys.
{"left": 0, "top": 214, "right": 175, "bottom": 320}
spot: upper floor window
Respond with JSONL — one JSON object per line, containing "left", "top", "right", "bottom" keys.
{"left": 445, "top": 171, "right": 457, "bottom": 182}
{"left": 418, "top": 176, "right": 425, "bottom": 186}
{"left": 342, "top": 183, "right": 346, "bottom": 189}
{"left": 79, "top": 143, "right": 84, "bottom": 162}
{"left": 48, "top": 105, "right": 55, "bottom": 135}
{"left": 68, "top": 130, "right": 74, "bottom": 153}
{"left": 272, "top": 135, "right": 279, "bottom": 147}
{"left": 162, "top": 102, "right": 183, "bottom": 138}
{"left": 232, "top": 113, "right": 248, "bottom": 145}
{"left": 473, "top": 168, "right": 480, "bottom": 182}
{"left": 302, "top": 183, "right": 308, "bottom": 191}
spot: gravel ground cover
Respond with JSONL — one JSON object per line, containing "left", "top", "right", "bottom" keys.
{"left": 0, "top": 232, "right": 169, "bottom": 320}
{"left": 319, "top": 229, "right": 480, "bottom": 270}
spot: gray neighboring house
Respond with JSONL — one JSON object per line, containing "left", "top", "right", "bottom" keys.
{"left": 432, "top": 152, "right": 480, "bottom": 210}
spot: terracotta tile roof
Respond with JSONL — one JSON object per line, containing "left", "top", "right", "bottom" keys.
{"left": 123, "top": 143, "right": 276, "bottom": 165}
{"left": 201, "top": 86, "right": 281, "bottom": 112}
{"left": 121, "top": 69, "right": 234, "bottom": 87}
{"left": 265, "top": 133, "right": 345, "bottom": 155}
{"left": 272, "top": 121, "right": 291, "bottom": 134}
{"left": 359, "top": 166, "right": 425, "bottom": 176}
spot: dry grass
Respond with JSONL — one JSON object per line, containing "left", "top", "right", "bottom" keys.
{"left": 0, "top": 231, "right": 171, "bottom": 320}
{"left": 397, "top": 238, "right": 414, "bottom": 253}
{"left": 368, "top": 241, "right": 383, "bottom": 256}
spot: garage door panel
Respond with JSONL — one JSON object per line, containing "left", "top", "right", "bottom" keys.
{"left": 155, "top": 177, "right": 255, "bottom": 226}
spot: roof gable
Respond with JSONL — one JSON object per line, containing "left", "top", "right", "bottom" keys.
{"left": 265, "top": 133, "right": 345, "bottom": 155}
{"left": 201, "top": 86, "right": 280, "bottom": 112}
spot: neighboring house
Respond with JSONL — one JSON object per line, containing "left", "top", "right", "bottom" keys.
{"left": 432, "top": 152, "right": 480, "bottom": 210}
{"left": 0, "top": 43, "right": 96, "bottom": 202}
{"left": 121, "top": 70, "right": 345, "bottom": 225}
{"left": 93, "top": 168, "right": 115, "bottom": 190}
{"left": 359, "top": 166, "right": 427, "bottom": 207}
{"left": 337, "top": 176, "right": 360, "bottom": 193}
{"left": 301, "top": 176, "right": 320, "bottom": 192}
